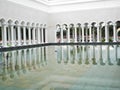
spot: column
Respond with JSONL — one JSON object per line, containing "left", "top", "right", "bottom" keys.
{"left": 67, "top": 25, "right": 70, "bottom": 42}
{"left": 105, "top": 24, "right": 109, "bottom": 42}
{"left": 36, "top": 23, "right": 40, "bottom": 44}
{"left": 82, "top": 25, "right": 84, "bottom": 42}
{"left": 40, "top": 24, "right": 44, "bottom": 43}
{"left": 15, "top": 20, "right": 21, "bottom": 46}
{"left": 99, "top": 25, "right": 102, "bottom": 42}
{"left": 32, "top": 23, "right": 36, "bottom": 44}
{"left": 61, "top": 25, "right": 63, "bottom": 43}
{"left": 74, "top": 26, "right": 77, "bottom": 42}
{"left": 27, "top": 22, "right": 31, "bottom": 45}
{"left": 21, "top": 21, "right": 27, "bottom": 45}
{"left": 113, "top": 23, "right": 117, "bottom": 42}
{"left": 8, "top": 19, "right": 15, "bottom": 46}
{"left": 89, "top": 25, "right": 92, "bottom": 42}
{"left": 0, "top": 18, "right": 7, "bottom": 47}
{"left": 97, "top": 25, "right": 100, "bottom": 42}
{"left": 85, "top": 26, "right": 88, "bottom": 42}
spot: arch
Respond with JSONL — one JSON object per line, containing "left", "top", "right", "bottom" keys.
{"left": 116, "top": 21, "right": 120, "bottom": 42}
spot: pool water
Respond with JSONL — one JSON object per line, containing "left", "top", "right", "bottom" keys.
{"left": 0, "top": 45, "right": 120, "bottom": 90}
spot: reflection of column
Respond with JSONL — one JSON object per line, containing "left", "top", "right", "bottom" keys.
{"left": 105, "top": 24, "right": 109, "bottom": 42}
{"left": 28, "top": 49, "right": 32, "bottom": 70}
{"left": 92, "top": 45, "right": 96, "bottom": 65}
{"left": 8, "top": 20, "right": 15, "bottom": 46}
{"left": 56, "top": 46, "right": 62, "bottom": 63}
{"left": 2, "top": 52, "right": 8, "bottom": 81}
{"left": 114, "top": 45, "right": 117, "bottom": 61}
{"left": 63, "top": 46, "right": 68, "bottom": 64}
{"left": 15, "top": 20, "right": 21, "bottom": 46}
{"left": 77, "top": 46, "right": 82, "bottom": 64}
{"left": 27, "top": 22, "right": 32, "bottom": 45}
{"left": 21, "top": 21, "right": 27, "bottom": 45}
{"left": 74, "top": 27, "right": 77, "bottom": 42}
{"left": 10, "top": 51, "right": 16, "bottom": 79}
{"left": 85, "top": 46, "right": 89, "bottom": 64}
{"left": 106, "top": 46, "right": 113, "bottom": 65}
{"left": 16, "top": 50, "right": 22, "bottom": 75}
{"left": 113, "top": 23, "right": 117, "bottom": 42}
{"left": 33, "top": 48, "right": 37, "bottom": 69}
{"left": 1, "top": 18, "right": 7, "bottom": 47}
{"left": 82, "top": 25, "right": 84, "bottom": 42}
{"left": 99, "top": 46, "right": 105, "bottom": 65}
{"left": 32, "top": 23, "right": 36, "bottom": 44}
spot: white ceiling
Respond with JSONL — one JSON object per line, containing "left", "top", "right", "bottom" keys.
{"left": 7, "top": 0, "right": 120, "bottom": 13}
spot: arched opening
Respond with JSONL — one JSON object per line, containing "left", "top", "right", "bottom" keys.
{"left": 116, "top": 21, "right": 120, "bottom": 42}
{"left": 76, "top": 23, "right": 82, "bottom": 42}
{"left": 107, "top": 21, "right": 113, "bottom": 42}
{"left": 56, "top": 24, "right": 61, "bottom": 43}
{"left": 91, "top": 22, "right": 97, "bottom": 42}
{"left": 69, "top": 24, "right": 75, "bottom": 42}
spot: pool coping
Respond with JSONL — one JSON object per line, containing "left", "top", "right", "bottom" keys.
{"left": 0, "top": 42, "right": 120, "bottom": 52}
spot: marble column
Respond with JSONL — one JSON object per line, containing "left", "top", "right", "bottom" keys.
{"left": 105, "top": 24, "right": 109, "bottom": 42}
{"left": 61, "top": 25, "right": 63, "bottom": 43}
{"left": 36, "top": 23, "right": 40, "bottom": 44}
{"left": 40, "top": 24, "right": 44, "bottom": 43}
{"left": 27, "top": 22, "right": 31, "bottom": 45}
{"left": 97, "top": 25, "right": 100, "bottom": 42}
{"left": 89, "top": 25, "right": 92, "bottom": 42}
{"left": 82, "top": 25, "right": 85, "bottom": 42}
{"left": 74, "top": 26, "right": 77, "bottom": 42}
{"left": 67, "top": 25, "right": 70, "bottom": 43}
{"left": 15, "top": 20, "right": 21, "bottom": 46}
{"left": 8, "top": 19, "right": 15, "bottom": 46}
{"left": 21, "top": 21, "right": 27, "bottom": 45}
{"left": 0, "top": 18, "right": 7, "bottom": 47}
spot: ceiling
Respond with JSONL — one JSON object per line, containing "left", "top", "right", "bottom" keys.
{"left": 7, "top": 0, "right": 120, "bottom": 13}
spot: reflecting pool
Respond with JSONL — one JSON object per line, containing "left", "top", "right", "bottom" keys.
{"left": 0, "top": 45, "right": 120, "bottom": 90}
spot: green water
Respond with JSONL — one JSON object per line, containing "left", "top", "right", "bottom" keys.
{"left": 0, "top": 45, "right": 120, "bottom": 90}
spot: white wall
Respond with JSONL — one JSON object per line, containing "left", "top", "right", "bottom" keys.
{"left": 0, "top": 0, "right": 48, "bottom": 24}
{"left": 47, "top": 7, "right": 120, "bottom": 42}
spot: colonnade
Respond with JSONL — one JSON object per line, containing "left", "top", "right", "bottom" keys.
{"left": 0, "top": 18, "right": 47, "bottom": 47}
{"left": 56, "top": 21, "right": 119, "bottom": 43}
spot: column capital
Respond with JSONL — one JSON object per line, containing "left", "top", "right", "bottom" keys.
{"left": 36, "top": 23, "right": 39, "bottom": 27}
{"left": 43, "top": 24, "right": 46, "bottom": 28}
{"left": 21, "top": 21, "right": 25, "bottom": 26}
{"left": 0, "top": 18, "right": 6, "bottom": 25}
{"left": 27, "top": 22, "right": 30, "bottom": 26}
{"left": 8, "top": 19, "right": 13, "bottom": 26}
{"left": 15, "top": 20, "right": 20, "bottom": 26}
{"left": 40, "top": 24, "right": 43, "bottom": 28}
{"left": 32, "top": 23, "right": 35, "bottom": 27}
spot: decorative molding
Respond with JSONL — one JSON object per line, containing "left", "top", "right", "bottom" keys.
{"left": 7, "top": 0, "right": 120, "bottom": 13}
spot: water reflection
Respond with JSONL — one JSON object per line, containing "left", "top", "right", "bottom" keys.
{"left": 55, "top": 45, "right": 120, "bottom": 65}
{"left": 0, "top": 47, "right": 47, "bottom": 81}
